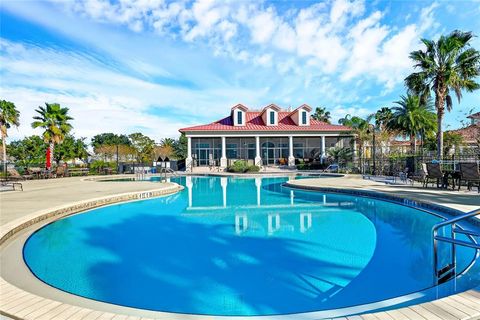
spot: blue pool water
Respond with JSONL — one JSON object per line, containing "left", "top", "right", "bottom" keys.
{"left": 23, "top": 176, "right": 480, "bottom": 316}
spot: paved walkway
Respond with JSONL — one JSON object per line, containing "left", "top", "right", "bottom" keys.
{"left": 0, "top": 175, "right": 175, "bottom": 225}
{"left": 287, "top": 174, "right": 480, "bottom": 213}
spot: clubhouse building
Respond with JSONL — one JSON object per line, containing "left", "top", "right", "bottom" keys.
{"left": 179, "top": 104, "right": 354, "bottom": 171}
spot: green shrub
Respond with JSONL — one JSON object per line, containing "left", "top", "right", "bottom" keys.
{"left": 247, "top": 165, "right": 260, "bottom": 172}
{"left": 90, "top": 160, "right": 116, "bottom": 173}
{"left": 297, "top": 163, "right": 309, "bottom": 170}
{"left": 227, "top": 160, "right": 249, "bottom": 173}
{"left": 90, "top": 160, "right": 105, "bottom": 173}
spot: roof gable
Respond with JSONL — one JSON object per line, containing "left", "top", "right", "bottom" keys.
{"left": 260, "top": 104, "right": 281, "bottom": 114}
{"left": 231, "top": 104, "right": 249, "bottom": 112}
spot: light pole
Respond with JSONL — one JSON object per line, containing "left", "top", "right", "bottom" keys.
{"left": 116, "top": 144, "right": 119, "bottom": 174}
{"left": 367, "top": 124, "right": 376, "bottom": 175}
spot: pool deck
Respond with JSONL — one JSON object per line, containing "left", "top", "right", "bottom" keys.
{"left": 1, "top": 174, "right": 479, "bottom": 320}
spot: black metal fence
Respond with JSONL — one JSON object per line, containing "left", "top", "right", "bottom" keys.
{"left": 352, "top": 154, "right": 480, "bottom": 176}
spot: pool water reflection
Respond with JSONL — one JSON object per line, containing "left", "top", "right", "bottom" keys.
{"left": 23, "top": 176, "right": 479, "bottom": 316}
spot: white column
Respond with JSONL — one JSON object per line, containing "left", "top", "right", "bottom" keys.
{"left": 186, "top": 136, "right": 193, "bottom": 172}
{"left": 235, "top": 214, "right": 248, "bottom": 234}
{"left": 220, "top": 136, "right": 227, "bottom": 168}
{"left": 288, "top": 136, "right": 295, "bottom": 166}
{"left": 321, "top": 136, "right": 326, "bottom": 163}
{"left": 254, "top": 136, "right": 262, "bottom": 166}
{"left": 186, "top": 176, "right": 193, "bottom": 208}
{"left": 221, "top": 177, "right": 227, "bottom": 207}
{"left": 268, "top": 214, "right": 280, "bottom": 235}
{"left": 300, "top": 213, "right": 312, "bottom": 233}
{"left": 255, "top": 177, "right": 262, "bottom": 206}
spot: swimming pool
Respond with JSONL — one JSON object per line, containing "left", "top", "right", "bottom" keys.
{"left": 23, "top": 176, "right": 480, "bottom": 317}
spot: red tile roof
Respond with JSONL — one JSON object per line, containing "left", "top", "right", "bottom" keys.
{"left": 467, "top": 112, "right": 480, "bottom": 119}
{"left": 448, "top": 124, "right": 480, "bottom": 143}
{"left": 179, "top": 111, "right": 351, "bottom": 132}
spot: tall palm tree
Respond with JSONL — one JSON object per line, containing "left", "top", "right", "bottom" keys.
{"left": 31, "top": 103, "right": 73, "bottom": 169}
{"left": 405, "top": 30, "right": 480, "bottom": 158}
{"left": 387, "top": 95, "right": 436, "bottom": 154}
{"left": 0, "top": 100, "right": 20, "bottom": 172}
{"left": 312, "top": 107, "right": 331, "bottom": 123}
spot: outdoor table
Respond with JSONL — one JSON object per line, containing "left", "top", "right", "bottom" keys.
{"left": 443, "top": 170, "right": 460, "bottom": 190}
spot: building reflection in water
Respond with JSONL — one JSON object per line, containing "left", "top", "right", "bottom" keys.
{"left": 182, "top": 176, "right": 360, "bottom": 236}
{"left": 235, "top": 214, "right": 248, "bottom": 234}
{"left": 267, "top": 213, "right": 280, "bottom": 235}
{"left": 300, "top": 212, "right": 312, "bottom": 233}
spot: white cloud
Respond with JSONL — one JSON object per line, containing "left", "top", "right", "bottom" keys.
{"left": 253, "top": 53, "right": 273, "bottom": 67}
{"left": 56, "top": 0, "right": 441, "bottom": 89}
{"left": 0, "top": 39, "right": 266, "bottom": 141}
{"left": 340, "top": 2, "right": 440, "bottom": 89}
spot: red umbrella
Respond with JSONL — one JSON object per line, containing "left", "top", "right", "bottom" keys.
{"left": 46, "top": 147, "right": 51, "bottom": 170}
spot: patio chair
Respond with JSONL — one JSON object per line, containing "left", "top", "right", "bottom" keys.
{"left": 55, "top": 166, "right": 66, "bottom": 178}
{"left": 6, "top": 168, "right": 33, "bottom": 180}
{"left": 458, "top": 162, "right": 480, "bottom": 193}
{"left": 397, "top": 167, "right": 411, "bottom": 184}
{"left": 408, "top": 164, "right": 427, "bottom": 186}
{"left": 425, "top": 163, "right": 444, "bottom": 188}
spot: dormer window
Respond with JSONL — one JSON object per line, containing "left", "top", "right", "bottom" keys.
{"left": 261, "top": 104, "right": 280, "bottom": 126}
{"left": 289, "top": 104, "right": 312, "bottom": 126}
{"left": 232, "top": 104, "right": 248, "bottom": 126}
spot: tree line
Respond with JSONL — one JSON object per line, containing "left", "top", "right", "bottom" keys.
{"left": 0, "top": 101, "right": 186, "bottom": 169}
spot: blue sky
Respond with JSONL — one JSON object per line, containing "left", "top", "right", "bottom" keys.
{"left": 1, "top": 0, "right": 479, "bottom": 141}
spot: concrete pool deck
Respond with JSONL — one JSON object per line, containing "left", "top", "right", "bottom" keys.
{"left": 0, "top": 174, "right": 479, "bottom": 320}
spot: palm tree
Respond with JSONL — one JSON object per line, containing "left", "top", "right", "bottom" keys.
{"left": 338, "top": 114, "right": 371, "bottom": 169}
{"left": 387, "top": 95, "right": 436, "bottom": 154}
{"left": 374, "top": 107, "right": 393, "bottom": 129}
{"left": 312, "top": 107, "right": 331, "bottom": 123}
{"left": 31, "top": 103, "right": 73, "bottom": 169}
{"left": 0, "top": 100, "right": 20, "bottom": 173}
{"left": 405, "top": 30, "right": 480, "bottom": 158}
{"left": 327, "top": 146, "right": 353, "bottom": 163}
{"left": 160, "top": 138, "right": 176, "bottom": 148}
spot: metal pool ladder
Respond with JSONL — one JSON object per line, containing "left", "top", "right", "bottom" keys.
{"left": 433, "top": 208, "right": 480, "bottom": 285}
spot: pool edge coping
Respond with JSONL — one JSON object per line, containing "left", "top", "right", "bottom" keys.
{"left": 1, "top": 181, "right": 479, "bottom": 320}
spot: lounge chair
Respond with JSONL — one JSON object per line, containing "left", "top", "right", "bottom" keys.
{"left": 0, "top": 180, "right": 23, "bottom": 191}
{"left": 425, "top": 163, "right": 444, "bottom": 188}
{"left": 458, "top": 162, "right": 480, "bottom": 193}
{"left": 6, "top": 168, "right": 33, "bottom": 180}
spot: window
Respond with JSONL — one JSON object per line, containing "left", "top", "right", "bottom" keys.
{"left": 270, "top": 111, "right": 275, "bottom": 125}
{"left": 302, "top": 111, "right": 307, "bottom": 125}
{"left": 226, "top": 143, "right": 238, "bottom": 158}
{"left": 237, "top": 111, "right": 243, "bottom": 125}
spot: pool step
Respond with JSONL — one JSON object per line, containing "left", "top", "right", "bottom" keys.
{"left": 437, "top": 263, "right": 455, "bottom": 284}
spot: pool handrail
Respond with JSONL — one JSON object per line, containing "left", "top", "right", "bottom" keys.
{"left": 432, "top": 208, "right": 480, "bottom": 285}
